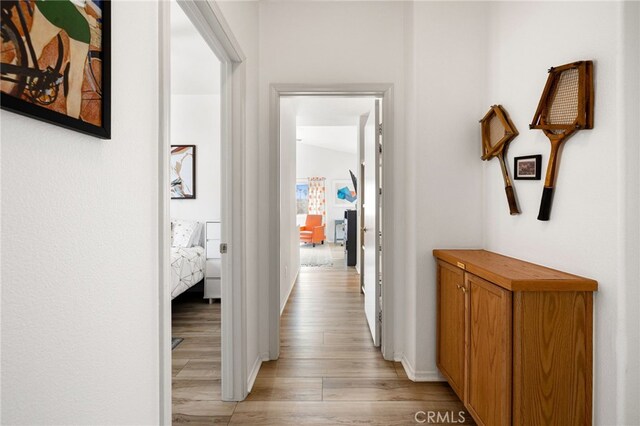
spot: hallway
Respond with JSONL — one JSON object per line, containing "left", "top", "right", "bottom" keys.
{"left": 228, "top": 261, "right": 473, "bottom": 424}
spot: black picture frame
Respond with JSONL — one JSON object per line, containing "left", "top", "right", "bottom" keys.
{"left": 514, "top": 154, "right": 542, "bottom": 180}
{"left": 171, "top": 145, "right": 196, "bottom": 199}
{"left": 0, "top": 0, "right": 111, "bottom": 139}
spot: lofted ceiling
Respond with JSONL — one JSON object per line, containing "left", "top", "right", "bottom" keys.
{"left": 293, "top": 96, "right": 376, "bottom": 154}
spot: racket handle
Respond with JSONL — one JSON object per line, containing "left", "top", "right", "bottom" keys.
{"left": 538, "top": 187, "right": 554, "bottom": 221}
{"left": 505, "top": 186, "right": 520, "bottom": 215}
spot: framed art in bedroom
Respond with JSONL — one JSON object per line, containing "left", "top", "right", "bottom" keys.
{"left": 171, "top": 145, "right": 196, "bottom": 199}
{"left": 0, "top": 0, "right": 111, "bottom": 139}
{"left": 333, "top": 179, "right": 356, "bottom": 206}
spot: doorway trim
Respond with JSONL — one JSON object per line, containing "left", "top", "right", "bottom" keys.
{"left": 268, "top": 84, "right": 395, "bottom": 360}
{"left": 159, "top": 1, "right": 247, "bottom": 423}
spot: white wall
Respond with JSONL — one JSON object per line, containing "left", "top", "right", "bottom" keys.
{"left": 1, "top": 2, "right": 160, "bottom": 423}
{"left": 405, "top": 2, "right": 488, "bottom": 379}
{"left": 482, "top": 2, "right": 637, "bottom": 423}
{"left": 279, "top": 99, "right": 300, "bottom": 312}
{"left": 170, "top": 95, "right": 221, "bottom": 223}
{"left": 297, "top": 142, "right": 358, "bottom": 242}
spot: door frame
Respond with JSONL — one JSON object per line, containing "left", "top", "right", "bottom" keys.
{"left": 158, "top": 0, "right": 247, "bottom": 422}
{"left": 268, "top": 84, "right": 395, "bottom": 360}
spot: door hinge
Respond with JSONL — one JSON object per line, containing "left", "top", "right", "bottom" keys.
{"left": 378, "top": 311, "right": 382, "bottom": 322}
{"left": 378, "top": 187, "right": 382, "bottom": 196}
{"left": 220, "top": 243, "right": 228, "bottom": 254}
{"left": 378, "top": 123, "right": 383, "bottom": 136}
{"left": 378, "top": 143, "right": 383, "bottom": 154}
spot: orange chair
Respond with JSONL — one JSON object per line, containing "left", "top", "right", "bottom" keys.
{"left": 300, "top": 214, "right": 326, "bottom": 247}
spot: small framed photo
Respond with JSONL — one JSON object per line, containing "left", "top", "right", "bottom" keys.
{"left": 171, "top": 145, "right": 196, "bottom": 199}
{"left": 514, "top": 155, "right": 542, "bottom": 180}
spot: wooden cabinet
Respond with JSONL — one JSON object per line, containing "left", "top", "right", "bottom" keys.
{"left": 434, "top": 250, "right": 597, "bottom": 426}
{"left": 436, "top": 261, "right": 466, "bottom": 399}
{"left": 466, "top": 273, "right": 511, "bottom": 426}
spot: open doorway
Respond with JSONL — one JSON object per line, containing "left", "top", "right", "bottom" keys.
{"left": 277, "top": 94, "right": 385, "bottom": 351}
{"left": 293, "top": 97, "right": 368, "bottom": 270}
{"left": 168, "top": 1, "right": 224, "bottom": 419}
{"left": 159, "top": 0, "right": 248, "bottom": 421}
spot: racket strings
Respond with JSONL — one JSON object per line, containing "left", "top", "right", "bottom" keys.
{"left": 547, "top": 68, "right": 579, "bottom": 134}
{"left": 488, "top": 114, "right": 505, "bottom": 147}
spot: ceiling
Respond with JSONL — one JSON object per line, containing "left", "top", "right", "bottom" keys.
{"left": 292, "top": 97, "right": 376, "bottom": 154}
{"left": 170, "top": 2, "right": 221, "bottom": 96}
{"left": 297, "top": 126, "right": 359, "bottom": 154}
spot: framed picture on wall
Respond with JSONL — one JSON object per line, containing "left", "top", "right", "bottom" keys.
{"left": 333, "top": 179, "right": 357, "bottom": 206}
{"left": 0, "top": 0, "right": 111, "bottom": 139}
{"left": 171, "top": 145, "right": 196, "bottom": 199}
{"left": 514, "top": 154, "right": 542, "bottom": 180}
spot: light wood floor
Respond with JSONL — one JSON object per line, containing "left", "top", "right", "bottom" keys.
{"left": 173, "top": 245, "right": 472, "bottom": 425}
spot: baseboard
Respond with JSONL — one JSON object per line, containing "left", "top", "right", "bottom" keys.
{"left": 247, "top": 353, "right": 269, "bottom": 393}
{"left": 280, "top": 268, "right": 299, "bottom": 315}
{"left": 400, "top": 354, "right": 446, "bottom": 382}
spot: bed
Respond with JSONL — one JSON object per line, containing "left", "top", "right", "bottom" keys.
{"left": 171, "top": 220, "right": 206, "bottom": 299}
{"left": 171, "top": 246, "right": 205, "bottom": 299}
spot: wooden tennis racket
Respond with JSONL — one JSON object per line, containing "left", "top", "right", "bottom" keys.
{"left": 530, "top": 60, "right": 594, "bottom": 221}
{"left": 480, "top": 105, "right": 520, "bottom": 215}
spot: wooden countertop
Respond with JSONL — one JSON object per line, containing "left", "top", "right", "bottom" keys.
{"left": 433, "top": 249, "right": 598, "bottom": 292}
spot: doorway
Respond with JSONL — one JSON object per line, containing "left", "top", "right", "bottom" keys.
{"left": 168, "top": 0, "right": 223, "bottom": 419}
{"left": 159, "top": 0, "right": 247, "bottom": 422}
{"left": 269, "top": 86, "right": 394, "bottom": 361}
{"left": 293, "top": 97, "right": 366, "bottom": 274}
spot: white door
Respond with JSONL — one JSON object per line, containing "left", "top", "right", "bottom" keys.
{"left": 363, "top": 100, "right": 381, "bottom": 346}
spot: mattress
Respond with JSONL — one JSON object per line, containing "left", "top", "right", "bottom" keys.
{"left": 171, "top": 246, "right": 205, "bottom": 299}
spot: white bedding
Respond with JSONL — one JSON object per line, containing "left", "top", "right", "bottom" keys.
{"left": 171, "top": 246, "right": 205, "bottom": 299}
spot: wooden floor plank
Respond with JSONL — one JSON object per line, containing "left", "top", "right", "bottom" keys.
{"left": 173, "top": 380, "right": 222, "bottom": 401}
{"left": 173, "top": 399, "right": 237, "bottom": 417}
{"left": 322, "top": 378, "right": 461, "bottom": 402}
{"left": 172, "top": 293, "right": 226, "bottom": 424}
{"left": 229, "top": 401, "right": 474, "bottom": 425}
{"left": 246, "top": 378, "right": 323, "bottom": 401}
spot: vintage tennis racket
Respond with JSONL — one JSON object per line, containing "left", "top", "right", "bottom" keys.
{"left": 530, "top": 61, "right": 594, "bottom": 221}
{"left": 480, "top": 105, "right": 520, "bottom": 215}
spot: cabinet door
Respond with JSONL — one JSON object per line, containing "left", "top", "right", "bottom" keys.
{"left": 436, "top": 260, "right": 466, "bottom": 400}
{"left": 467, "top": 274, "right": 512, "bottom": 426}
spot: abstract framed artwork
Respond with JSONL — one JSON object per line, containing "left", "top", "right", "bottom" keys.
{"left": 1, "top": 0, "right": 111, "bottom": 139}
{"left": 513, "top": 154, "right": 542, "bottom": 180}
{"left": 334, "top": 179, "right": 356, "bottom": 206}
{"left": 171, "top": 145, "right": 196, "bottom": 199}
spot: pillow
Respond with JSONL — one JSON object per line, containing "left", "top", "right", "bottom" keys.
{"left": 171, "top": 219, "right": 198, "bottom": 248}
{"left": 188, "top": 222, "right": 203, "bottom": 248}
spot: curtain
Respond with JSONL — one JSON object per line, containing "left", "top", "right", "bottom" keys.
{"left": 308, "top": 177, "right": 326, "bottom": 220}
